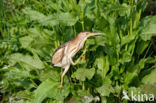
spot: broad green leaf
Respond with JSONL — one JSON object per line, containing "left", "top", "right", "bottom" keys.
{"left": 141, "top": 84, "right": 156, "bottom": 97}
{"left": 15, "top": 79, "right": 35, "bottom": 90}
{"left": 28, "top": 28, "right": 52, "bottom": 49}
{"left": 40, "top": 12, "right": 78, "bottom": 26}
{"left": 124, "top": 72, "right": 138, "bottom": 88}
{"left": 15, "top": 90, "right": 32, "bottom": 100}
{"left": 142, "top": 69, "right": 156, "bottom": 84}
{"left": 104, "top": 3, "right": 130, "bottom": 17}
{"left": 94, "top": 36, "right": 106, "bottom": 47}
{"left": 39, "top": 69, "right": 60, "bottom": 82}
{"left": 77, "top": 89, "right": 92, "bottom": 97}
{"left": 19, "top": 36, "right": 33, "bottom": 48}
{"left": 140, "top": 16, "right": 156, "bottom": 41}
{"left": 121, "top": 35, "right": 136, "bottom": 46}
{"left": 119, "top": 51, "right": 131, "bottom": 64}
{"left": 33, "top": 78, "right": 58, "bottom": 103}
{"left": 46, "top": 0, "right": 63, "bottom": 12}
{"left": 109, "top": 64, "right": 120, "bottom": 80}
{"left": 103, "top": 45, "right": 117, "bottom": 65}
{"left": 4, "top": 67, "right": 31, "bottom": 79}
{"left": 23, "top": 8, "right": 46, "bottom": 21}
{"left": 96, "top": 77, "right": 113, "bottom": 97}
{"left": 43, "top": 29, "right": 54, "bottom": 37}
{"left": 138, "top": 59, "right": 147, "bottom": 70}
{"left": 76, "top": 89, "right": 99, "bottom": 103}
{"left": 72, "top": 68, "right": 95, "bottom": 81}
{"left": 141, "top": 23, "right": 156, "bottom": 41}
{"left": 9, "top": 53, "right": 45, "bottom": 69}
{"left": 20, "top": 28, "right": 52, "bottom": 50}
{"left": 96, "top": 84, "right": 112, "bottom": 97}
{"left": 33, "top": 78, "right": 70, "bottom": 103}
{"left": 28, "top": 28, "right": 41, "bottom": 37}
{"left": 23, "top": 8, "right": 78, "bottom": 26}
{"left": 3, "top": 67, "right": 35, "bottom": 90}
{"left": 118, "top": 3, "right": 130, "bottom": 16}
{"left": 114, "top": 85, "right": 121, "bottom": 94}
{"left": 97, "top": 52, "right": 109, "bottom": 78}
{"left": 84, "top": 2, "right": 96, "bottom": 20}
{"left": 136, "top": 40, "right": 150, "bottom": 55}
{"left": 97, "top": 52, "right": 104, "bottom": 72}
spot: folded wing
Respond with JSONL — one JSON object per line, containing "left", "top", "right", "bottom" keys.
{"left": 52, "top": 42, "right": 68, "bottom": 65}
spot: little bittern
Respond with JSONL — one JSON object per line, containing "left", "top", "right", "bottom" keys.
{"left": 52, "top": 31, "right": 102, "bottom": 88}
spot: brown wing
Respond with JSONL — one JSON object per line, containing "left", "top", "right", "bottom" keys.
{"left": 52, "top": 42, "right": 68, "bottom": 65}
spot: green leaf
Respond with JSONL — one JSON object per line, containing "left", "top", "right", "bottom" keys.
{"left": 105, "top": 3, "right": 130, "bottom": 17}
{"left": 33, "top": 78, "right": 70, "bottom": 103}
{"left": 19, "top": 28, "right": 52, "bottom": 51}
{"left": 72, "top": 68, "right": 95, "bottom": 81}
{"left": 97, "top": 52, "right": 104, "bottom": 71}
{"left": 141, "top": 84, "right": 156, "bottom": 97}
{"left": 138, "top": 59, "right": 147, "bottom": 70}
{"left": 119, "top": 51, "right": 131, "bottom": 64}
{"left": 9, "top": 53, "right": 45, "bottom": 69}
{"left": 103, "top": 45, "right": 117, "bottom": 65}
{"left": 124, "top": 72, "right": 138, "bottom": 88}
{"left": 40, "top": 12, "right": 78, "bottom": 26}
{"left": 15, "top": 90, "right": 32, "bottom": 100}
{"left": 142, "top": 69, "right": 156, "bottom": 84}
{"left": 23, "top": 8, "right": 78, "bottom": 26}
{"left": 96, "top": 77, "right": 113, "bottom": 97}
{"left": 19, "top": 36, "right": 33, "bottom": 49}
{"left": 136, "top": 40, "right": 150, "bottom": 55}
{"left": 114, "top": 85, "right": 121, "bottom": 94}
{"left": 39, "top": 69, "right": 60, "bottom": 82}
{"left": 121, "top": 35, "right": 136, "bottom": 47}
{"left": 3, "top": 67, "right": 35, "bottom": 90}
{"left": 118, "top": 3, "right": 131, "bottom": 16}
{"left": 140, "top": 16, "right": 156, "bottom": 41}
{"left": 23, "top": 8, "right": 46, "bottom": 21}
{"left": 33, "top": 78, "right": 58, "bottom": 103}
{"left": 46, "top": 0, "right": 63, "bottom": 12}
{"left": 97, "top": 53, "right": 109, "bottom": 78}
{"left": 5, "top": 67, "right": 30, "bottom": 79}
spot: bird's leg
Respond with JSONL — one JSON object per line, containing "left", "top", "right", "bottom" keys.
{"left": 60, "top": 65, "right": 70, "bottom": 89}
{"left": 70, "top": 48, "right": 87, "bottom": 65}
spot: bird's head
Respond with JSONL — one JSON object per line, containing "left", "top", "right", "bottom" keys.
{"left": 78, "top": 31, "right": 103, "bottom": 39}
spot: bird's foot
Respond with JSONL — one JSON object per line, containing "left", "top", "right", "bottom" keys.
{"left": 81, "top": 53, "right": 85, "bottom": 60}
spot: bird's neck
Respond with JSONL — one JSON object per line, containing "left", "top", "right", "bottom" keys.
{"left": 79, "top": 37, "right": 88, "bottom": 49}
{"left": 71, "top": 36, "right": 87, "bottom": 48}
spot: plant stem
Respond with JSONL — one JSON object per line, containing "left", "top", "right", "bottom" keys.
{"left": 144, "top": 42, "right": 152, "bottom": 58}
{"left": 81, "top": 0, "right": 85, "bottom": 31}
{"left": 73, "top": 25, "right": 76, "bottom": 36}
{"left": 82, "top": 81, "right": 85, "bottom": 90}
{"left": 30, "top": 79, "right": 38, "bottom": 88}
{"left": 130, "top": 0, "right": 133, "bottom": 35}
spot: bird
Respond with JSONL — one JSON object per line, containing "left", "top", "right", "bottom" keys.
{"left": 52, "top": 31, "right": 103, "bottom": 88}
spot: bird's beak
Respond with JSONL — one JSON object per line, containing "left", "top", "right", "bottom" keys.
{"left": 87, "top": 32, "right": 103, "bottom": 37}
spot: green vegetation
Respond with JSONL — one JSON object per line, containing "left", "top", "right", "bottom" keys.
{"left": 0, "top": 0, "right": 156, "bottom": 103}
